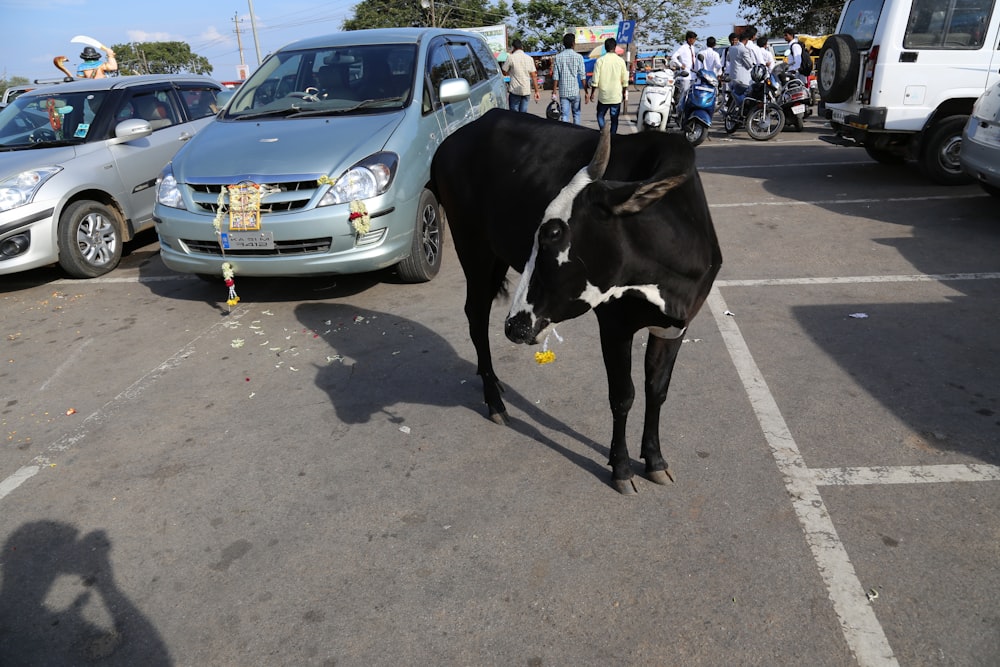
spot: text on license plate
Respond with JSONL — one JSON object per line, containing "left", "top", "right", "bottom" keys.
{"left": 221, "top": 231, "right": 275, "bottom": 250}
{"left": 792, "top": 104, "right": 806, "bottom": 115}
{"left": 832, "top": 109, "right": 847, "bottom": 123}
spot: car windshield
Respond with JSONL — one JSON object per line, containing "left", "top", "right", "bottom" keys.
{"left": 0, "top": 90, "right": 109, "bottom": 149}
{"left": 225, "top": 44, "right": 417, "bottom": 119}
{"left": 838, "top": 0, "right": 888, "bottom": 49}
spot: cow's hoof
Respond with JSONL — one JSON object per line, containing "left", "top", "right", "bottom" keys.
{"left": 612, "top": 478, "right": 639, "bottom": 495}
{"left": 647, "top": 468, "right": 675, "bottom": 485}
{"left": 488, "top": 410, "right": 510, "bottom": 426}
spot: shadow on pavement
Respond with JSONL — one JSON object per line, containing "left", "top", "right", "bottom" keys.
{"left": 0, "top": 520, "right": 171, "bottom": 665}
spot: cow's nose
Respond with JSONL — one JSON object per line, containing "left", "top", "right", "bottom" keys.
{"left": 504, "top": 313, "right": 536, "bottom": 345}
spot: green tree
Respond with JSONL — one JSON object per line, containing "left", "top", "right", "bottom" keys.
{"left": 343, "top": 0, "right": 511, "bottom": 31}
{"left": 1, "top": 75, "right": 31, "bottom": 99}
{"left": 735, "top": 0, "right": 841, "bottom": 37}
{"left": 111, "top": 42, "right": 213, "bottom": 75}
{"left": 508, "top": 0, "right": 592, "bottom": 51}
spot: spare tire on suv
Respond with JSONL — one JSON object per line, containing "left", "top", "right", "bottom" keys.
{"left": 818, "top": 34, "right": 860, "bottom": 104}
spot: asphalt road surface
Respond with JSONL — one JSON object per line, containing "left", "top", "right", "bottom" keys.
{"left": 1, "top": 99, "right": 997, "bottom": 666}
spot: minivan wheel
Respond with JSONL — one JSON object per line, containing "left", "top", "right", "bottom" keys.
{"left": 818, "top": 35, "right": 860, "bottom": 104}
{"left": 919, "top": 115, "right": 974, "bottom": 185}
{"left": 395, "top": 188, "right": 443, "bottom": 283}
{"left": 57, "top": 200, "right": 123, "bottom": 278}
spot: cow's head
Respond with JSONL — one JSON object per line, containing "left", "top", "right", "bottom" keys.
{"left": 504, "top": 126, "right": 688, "bottom": 345}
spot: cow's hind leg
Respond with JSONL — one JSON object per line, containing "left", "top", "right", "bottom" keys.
{"left": 464, "top": 259, "right": 512, "bottom": 424}
{"left": 598, "top": 322, "right": 638, "bottom": 494}
{"left": 640, "top": 333, "right": 684, "bottom": 485}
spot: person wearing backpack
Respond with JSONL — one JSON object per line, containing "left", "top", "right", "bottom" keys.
{"left": 783, "top": 28, "right": 812, "bottom": 84}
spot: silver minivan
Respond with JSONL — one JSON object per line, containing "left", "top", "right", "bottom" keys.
{"left": 154, "top": 28, "right": 507, "bottom": 283}
{"left": 0, "top": 75, "right": 224, "bottom": 277}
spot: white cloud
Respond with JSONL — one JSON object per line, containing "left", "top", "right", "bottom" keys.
{"left": 126, "top": 30, "right": 174, "bottom": 42}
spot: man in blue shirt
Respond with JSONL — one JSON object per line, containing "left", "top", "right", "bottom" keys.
{"left": 551, "top": 33, "right": 587, "bottom": 124}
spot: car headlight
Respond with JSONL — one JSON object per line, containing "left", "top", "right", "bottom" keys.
{"left": 319, "top": 152, "right": 398, "bottom": 207}
{"left": 156, "top": 164, "right": 185, "bottom": 210}
{"left": 0, "top": 166, "right": 62, "bottom": 212}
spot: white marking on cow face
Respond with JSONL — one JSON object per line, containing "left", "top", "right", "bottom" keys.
{"left": 508, "top": 166, "right": 593, "bottom": 329}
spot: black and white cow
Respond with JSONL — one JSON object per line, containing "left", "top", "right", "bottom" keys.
{"left": 430, "top": 109, "right": 721, "bottom": 494}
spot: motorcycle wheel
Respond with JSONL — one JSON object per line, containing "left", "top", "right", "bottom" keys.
{"left": 684, "top": 120, "right": 707, "bottom": 147}
{"left": 724, "top": 109, "right": 740, "bottom": 134}
{"left": 747, "top": 104, "right": 785, "bottom": 141}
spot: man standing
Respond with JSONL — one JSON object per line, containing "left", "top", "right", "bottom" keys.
{"left": 726, "top": 31, "right": 754, "bottom": 87}
{"left": 784, "top": 28, "right": 808, "bottom": 84}
{"left": 587, "top": 37, "right": 628, "bottom": 133}
{"left": 77, "top": 44, "right": 117, "bottom": 79}
{"left": 699, "top": 36, "right": 723, "bottom": 78}
{"left": 503, "top": 39, "right": 540, "bottom": 112}
{"left": 551, "top": 33, "right": 587, "bottom": 124}
{"left": 670, "top": 30, "right": 699, "bottom": 103}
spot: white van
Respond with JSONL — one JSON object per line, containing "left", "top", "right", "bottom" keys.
{"left": 819, "top": 0, "right": 1000, "bottom": 184}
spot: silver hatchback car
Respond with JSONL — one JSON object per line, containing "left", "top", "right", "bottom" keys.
{"left": 153, "top": 28, "right": 507, "bottom": 283}
{"left": 0, "top": 75, "right": 224, "bottom": 277}
{"left": 960, "top": 79, "right": 1000, "bottom": 199}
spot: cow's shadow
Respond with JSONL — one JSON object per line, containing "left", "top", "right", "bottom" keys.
{"left": 0, "top": 520, "right": 171, "bottom": 665}
{"left": 295, "top": 302, "right": 612, "bottom": 485}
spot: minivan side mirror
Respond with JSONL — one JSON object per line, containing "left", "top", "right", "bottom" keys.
{"left": 439, "top": 78, "right": 471, "bottom": 104}
{"left": 111, "top": 119, "right": 153, "bottom": 144}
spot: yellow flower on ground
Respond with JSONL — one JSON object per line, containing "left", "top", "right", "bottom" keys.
{"left": 534, "top": 350, "right": 556, "bottom": 365}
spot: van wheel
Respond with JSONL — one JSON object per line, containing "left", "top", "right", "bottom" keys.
{"left": 919, "top": 115, "right": 973, "bottom": 185}
{"left": 57, "top": 200, "right": 123, "bottom": 278}
{"left": 818, "top": 35, "right": 860, "bottom": 104}
{"left": 396, "top": 188, "right": 443, "bottom": 283}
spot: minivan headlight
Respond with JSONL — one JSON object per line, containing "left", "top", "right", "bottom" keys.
{"left": 319, "top": 152, "right": 398, "bottom": 206}
{"left": 156, "top": 164, "right": 185, "bottom": 210}
{"left": 0, "top": 167, "right": 62, "bottom": 212}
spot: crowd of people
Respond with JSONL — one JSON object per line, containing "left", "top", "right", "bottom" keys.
{"left": 501, "top": 27, "right": 811, "bottom": 132}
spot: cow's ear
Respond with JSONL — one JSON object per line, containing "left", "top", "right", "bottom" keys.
{"left": 587, "top": 124, "right": 612, "bottom": 181}
{"left": 609, "top": 174, "right": 689, "bottom": 215}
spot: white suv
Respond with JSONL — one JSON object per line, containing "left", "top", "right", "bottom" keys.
{"left": 820, "top": 0, "right": 1000, "bottom": 184}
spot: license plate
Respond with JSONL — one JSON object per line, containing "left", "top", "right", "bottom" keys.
{"left": 792, "top": 104, "right": 806, "bottom": 115}
{"left": 221, "top": 231, "right": 275, "bottom": 250}
{"left": 832, "top": 109, "right": 847, "bottom": 123}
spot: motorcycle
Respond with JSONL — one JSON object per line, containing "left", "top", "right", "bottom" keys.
{"left": 772, "top": 62, "right": 811, "bottom": 132}
{"left": 722, "top": 64, "right": 785, "bottom": 141}
{"left": 673, "top": 58, "right": 719, "bottom": 147}
{"left": 636, "top": 68, "right": 676, "bottom": 132}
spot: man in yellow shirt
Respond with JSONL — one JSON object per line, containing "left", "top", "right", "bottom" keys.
{"left": 586, "top": 37, "right": 628, "bottom": 133}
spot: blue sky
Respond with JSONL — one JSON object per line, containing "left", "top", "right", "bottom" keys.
{"left": 1, "top": 0, "right": 744, "bottom": 82}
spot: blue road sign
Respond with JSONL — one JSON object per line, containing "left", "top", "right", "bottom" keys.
{"left": 617, "top": 20, "right": 636, "bottom": 45}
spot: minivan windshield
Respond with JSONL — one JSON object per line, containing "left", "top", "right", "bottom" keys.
{"left": 0, "top": 91, "right": 109, "bottom": 149}
{"left": 838, "top": 0, "right": 888, "bottom": 49}
{"left": 226, "top": 44, "right": 417, "bottom": 119}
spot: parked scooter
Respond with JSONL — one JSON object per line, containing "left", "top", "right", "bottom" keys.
{"left": 722, "top": 64, "right": 785, "bottom": 141}
{"left": 772, "top": 62, "right": 811, "bottom": 132}
{"left": 673, "top": 56, "right": 719, "bottom": 147}
{"left": 636, "top": 68, "right": 676, "bottom": 132}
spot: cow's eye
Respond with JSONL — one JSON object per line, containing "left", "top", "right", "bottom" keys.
{"left": 539, "top": 219, "right": 566, "bottom": 247}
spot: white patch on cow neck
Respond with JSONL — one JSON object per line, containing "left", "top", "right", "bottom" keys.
{"left": 578, "top": 282, "right": 668, "bottom": 311}
{"left": 509, "top": 166, "right": 593, "bottom": 320}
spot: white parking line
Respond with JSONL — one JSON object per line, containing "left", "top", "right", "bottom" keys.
{"left": 716, "top": 272, "right": 1000, "bottom": 287}
{"left": 710, "top": 193, "right": 986, "bottom": 208}
{"left": 813, "top": 464, "right": 1000, "bottom": 486}
{"left": 700, "top": 160, "right": 876, "bottom": 170}
{"left": 708, "top": 286, "right": 899, "bottom": 666}
{"left": 0, "top": 306, "right": 252, "bottom": 501}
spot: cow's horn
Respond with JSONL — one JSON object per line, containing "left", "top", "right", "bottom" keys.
{"left": 587, "top": 124, "right": 611, "bottom": 181}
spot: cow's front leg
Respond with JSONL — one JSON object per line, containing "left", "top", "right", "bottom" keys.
{"left": 464, "top": 260, "right": 511, "bottom": 425}
{"left": 599, "top": 325, "right": 637, "bottom": 494}
{"left": 640, "top": 332, "right": 683, "bottom": 485}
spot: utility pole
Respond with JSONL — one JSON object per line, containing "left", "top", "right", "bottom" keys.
{"left": 248, "top": 0, "right": 263, "bottom": 66}
{"left": 232, "top": 13, "right": 247, "bottom": 71}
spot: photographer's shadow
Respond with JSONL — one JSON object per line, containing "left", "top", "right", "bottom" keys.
{"left": 0, "top": 521, "right": 170, "bottom": 666}
{"left": 298, "top": 302, "right": 610, "bottom": 484}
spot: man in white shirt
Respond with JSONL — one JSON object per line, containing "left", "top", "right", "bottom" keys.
{"left": 756, "top": 36, "right": 775, "bottom": 71}
{"left": 670, "top": 30, "right": 699, "bottom": 104}
{"left": 698, "top": 36, "right": 723, "bottom": 77}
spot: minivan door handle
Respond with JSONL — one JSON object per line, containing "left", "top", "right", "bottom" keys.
{"left": 179, "top": 132, "right": 195, "bottom": 141}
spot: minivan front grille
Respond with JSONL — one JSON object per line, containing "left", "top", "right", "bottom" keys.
{"left": 188, "top": 179, "right": 321, "bottom": 215}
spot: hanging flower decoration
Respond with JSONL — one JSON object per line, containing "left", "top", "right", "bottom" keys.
{"left": 348, "top": 199, "right": 371, "bottom": 235}
{"left": 534, "top": 328, "right": 563, "bottom": 365}
{"left": 222, "top": 262, "right": 240, "bottom": 310}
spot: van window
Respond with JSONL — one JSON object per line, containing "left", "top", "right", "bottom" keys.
{"left": 424, "top": 42, "right": 457, "bottom": 113}
{"left": 839, "top": 0, "right": 888, "bottom": 49}
{"left": 468, "top": 38, "right": 501, "bottom": 77}
{"left": 179, "top": 87, "right": 222, "bottom": 119}
{"left": 448, "top": 43, "right": 482, "bottom": 84}
{"left": 904, "top": 0, "right": 994, "bottom": 49}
